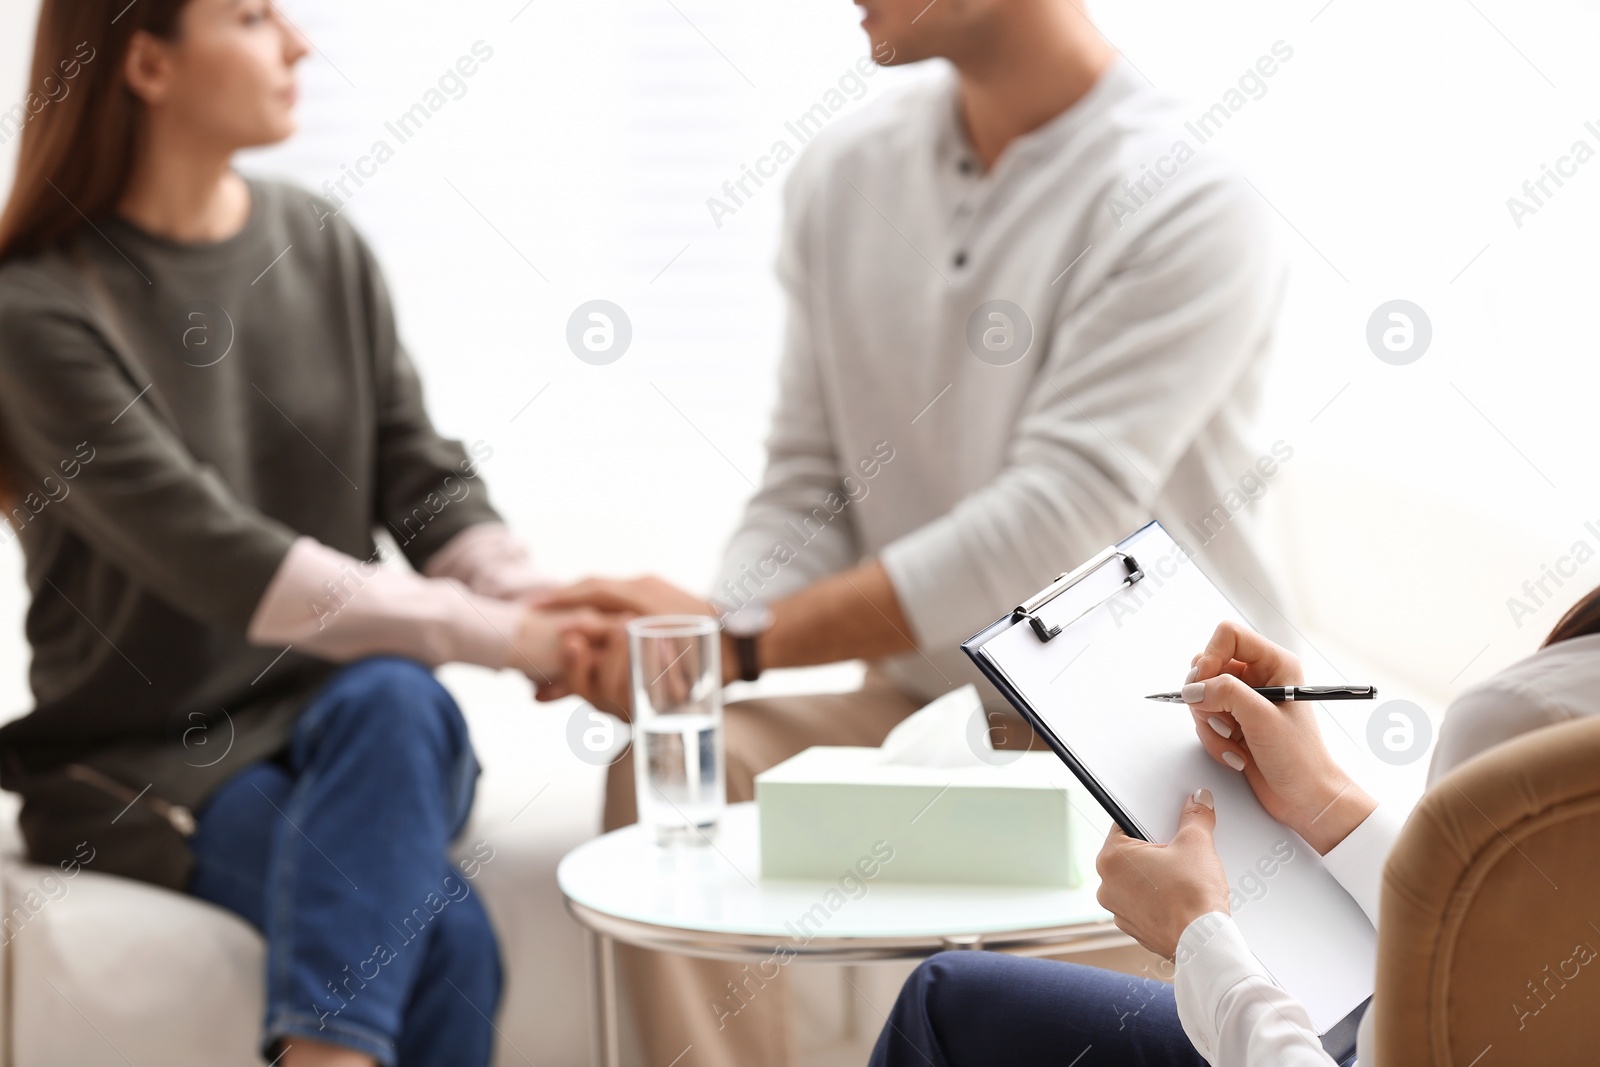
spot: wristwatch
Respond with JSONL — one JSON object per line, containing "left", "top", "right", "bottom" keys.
{"left": 722, "top": 604, "right": 775, "bottom": 683}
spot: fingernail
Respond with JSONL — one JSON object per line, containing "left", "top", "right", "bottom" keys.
{"left": 1185, "top": 665, "right": 1200, "bottom": 683}
{"left": 1223, "top": 751, "right": 1246, "bottom": 772}
{"left": 1207, "top": 716, "right": 1232, "bottom": 740}
{"left": 1181, "top": 681, "right": 1205, "bottom": 703}
{"left": 1191, "top": 788, "right": 1214, "bottom": 809}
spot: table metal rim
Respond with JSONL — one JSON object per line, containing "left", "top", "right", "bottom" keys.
{"left": 563, "top": 898, "right": 1130, "bottom": 963}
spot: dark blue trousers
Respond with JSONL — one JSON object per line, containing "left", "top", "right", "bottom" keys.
{"left": 872, "top": 952, "right": 1362, "bottom": 1066}
{"left": 871, "top": 952, "right": 1211, "bottom": 1067}
{"left": 189, "top": 658, "right": 503, "bottom": 1066}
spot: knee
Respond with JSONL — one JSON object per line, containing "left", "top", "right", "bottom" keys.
{"left": 335, "top": 656, "right": 453, "bottom": 708}
{"left": 316, "top": 657, "right": 467, "bottom": 754}
{"left": 870, "top": 954, "right": 989, "bottom": 1067}
{"left": 900, "top": 952, "right": 989, "bottom": 1017}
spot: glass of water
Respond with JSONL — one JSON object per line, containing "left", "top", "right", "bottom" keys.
{"left": 627, "top": 615, "right": 726, "bottom": 845}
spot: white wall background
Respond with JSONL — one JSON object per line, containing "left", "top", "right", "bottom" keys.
{"left": 2, "top": 0, "right": 1599, "bottom": 749}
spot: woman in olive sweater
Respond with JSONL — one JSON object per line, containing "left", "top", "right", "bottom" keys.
{"left": 0, "top": 2, "right": 587, "bottom": 1064}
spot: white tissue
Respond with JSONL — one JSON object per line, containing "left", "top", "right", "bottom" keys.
{"left": 877, "top": 684, "right": 993, "bottom": 767}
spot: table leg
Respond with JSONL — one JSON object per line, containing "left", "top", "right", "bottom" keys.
{"left": 591, "top": 930, "right": 621, "bottom": 1067}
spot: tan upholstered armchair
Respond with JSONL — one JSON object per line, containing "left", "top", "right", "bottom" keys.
{"left": 1373, "top": 714, "right": 1600, "bottom": 1065}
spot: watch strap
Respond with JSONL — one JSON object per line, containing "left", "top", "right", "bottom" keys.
{"left": 734, "top": 635, "right": 761, "bottom": 683}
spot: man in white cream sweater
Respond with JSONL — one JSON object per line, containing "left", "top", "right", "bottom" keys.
{"left": 543, "top": 1, "right": 1291, "bottom": 1063}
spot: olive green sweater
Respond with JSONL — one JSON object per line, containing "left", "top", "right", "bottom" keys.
{"left": 0, "top": 178, "right": 500, "bottom": 815}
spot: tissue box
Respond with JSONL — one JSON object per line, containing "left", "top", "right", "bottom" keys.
{"left": 756, "top": 747, "right": 1078, "bottom": 887}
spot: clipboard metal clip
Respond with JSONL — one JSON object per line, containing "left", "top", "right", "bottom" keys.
{"left": 1011, "top": 548, "right": 1144, "bottom": 642}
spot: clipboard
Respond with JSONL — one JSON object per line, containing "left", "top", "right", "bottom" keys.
{"left": 962, "top": 520, "right": 1375, "bottom": 1043}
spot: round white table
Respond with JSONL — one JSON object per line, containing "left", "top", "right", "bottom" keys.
{"left": 558, "top": 801, "right": 1128, "bottom": 1067}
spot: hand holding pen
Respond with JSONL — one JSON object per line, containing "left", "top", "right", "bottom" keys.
{"left": 1164, "top": 621, "right": 1379, "bottom": 855}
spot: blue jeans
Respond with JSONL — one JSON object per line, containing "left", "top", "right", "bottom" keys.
{"left": 189, "top": 658, "right": 503, "bottom": 1066}
{"left": 871, "top": 952, "right": 1360, "bottom": 1067}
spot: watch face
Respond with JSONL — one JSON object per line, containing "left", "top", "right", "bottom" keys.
{"left": 724, "top": 604, "right": 774, "bottom": 638}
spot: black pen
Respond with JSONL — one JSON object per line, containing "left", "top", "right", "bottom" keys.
{"left": 1145, "top": 684, "right": 1377, "bottom": 703}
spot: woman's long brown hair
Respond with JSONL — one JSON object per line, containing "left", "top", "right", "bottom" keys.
{"left": 0, "top": 0, "right": 190, "bottom": 264}
{"left": 1545, "top": 585, "right": 1600, "bottom": 647}
{"left": 0, "top": 0, "right": 189, "bottom": 508}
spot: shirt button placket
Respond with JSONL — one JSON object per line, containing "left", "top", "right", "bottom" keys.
{"left": 952, "top": 158, "right": 978, "bottom": 270}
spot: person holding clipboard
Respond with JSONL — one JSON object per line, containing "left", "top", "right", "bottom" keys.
{"left": 868, "top": 586, "right": 1600, "bottom": 1066}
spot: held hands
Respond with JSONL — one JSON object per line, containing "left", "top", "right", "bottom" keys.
{"left": 1096, "top": 791, "right": 1230, "bottom": 960}
{"left": 509, "top": 606, "right": 619, "bottom": 695}
{"left": 1179, "top": 621, "right": 1375, "bottom": 855}
{"left": 528, "top": 575, "right": 722, "bottom": 717}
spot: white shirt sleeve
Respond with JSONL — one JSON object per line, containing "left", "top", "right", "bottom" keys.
{"left": 1175, "top": 807, "right": 1403, "bottom": 1066}
{"left": 1174, "top": 913, "right": 1338, "bottom": 1067}
{"left": 1318, "top": 803, "right": 1406, "bottom": 928}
